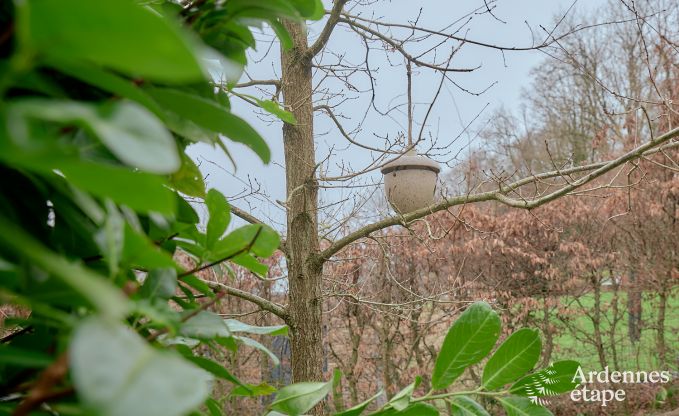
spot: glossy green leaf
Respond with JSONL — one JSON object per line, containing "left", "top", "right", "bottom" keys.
{"left": 94, "top": 202, "right": 124, "bottom": 277}
{"left": 371, "top": 403, "right": 439, "bottom": 416}
{"left": 431, "top": 302, "right": 501, "bottom": 390}
{"left": 206, "top": 398, "right": 222, "bottom": 416}
{"left": 21, "top": 0, "right": 206, "bottom": 83}
{"left": 335, "top": 390, "right": 383, "bottom": 416}
{"left": 498, "top": 396, "right": 553, "bottom": 416}
{"left": 170, "top": 154, "right": 206, "bottom": 198}
{"left": 181, "top": 355, "right": 242, "bottom": 385}
{"left": 482, "top": 329, "right": 542, "bottom": 391}
{"left": 8, "top": 99, "right": 180, "bottom": 174}
{"left": 232, "top": 382, "right": 277, "bottom": 397}
{"left": 0, "top": 216, "right": 129, "bottom": 319}
{"left": 177, "top": 194, "right": 200, "bottom": 224}
{"left": 510, "top": 360, "right": 581, "bottom": 397}
{"left": 122, "top": 224, "right": 177, "bottom": 269}
{"left": 179, "top": 275, "right": 215, "bottom": 298}
{"left": 206, "top": 189, "right": 231, "bottom": 248}
{"left": 63, "top": 162, "right": 176, "bottom": 214}
{"left": 290, "top": 0, "right": 325, "bottom": 19}
{"left": 225, "top": 319, "right": 288, "bottom": 336}
{"left": 147, "top": 88, "right": 270, "bottom": 163}
{"left": 270, "top": 380, "right": 332, "bottom": 416}
{"left": 257, "top": 99, "right": 297, "bottom": 124}
{"left": 449, "top": 396, "right": 490, "bottom": 416}
{"left": 180, "top": 311, "right": 231, "bottom": 340}
{"left": 234, "top": 335, "right": 280, "bottom": 365}
{"left": 141, "top": 268, "right": 178, "bottom": 299}
{"left": 270, "top": 20, "right": 293, "bottom": 50}
{"left": 210, "top": 224, "right": 280, "bottom": 261}
{"left": 231, "top": 253, "right": 269, "bottom": 276}
{"left": 46, "top": 58, "right": 164, "bottom": 117}
{"left": 70, "top": 317, "right": 211, "bottom": 416}
{"left": 388, "top": 377, "right": 421, "bottom": 411}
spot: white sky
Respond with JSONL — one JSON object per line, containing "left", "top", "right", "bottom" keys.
{"left": 189, "top": 0, "right": 606, "bottom": 234}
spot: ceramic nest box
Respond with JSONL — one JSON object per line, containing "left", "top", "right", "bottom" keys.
{"left": 381, "top": 150, "right": 440, "bottom": 214}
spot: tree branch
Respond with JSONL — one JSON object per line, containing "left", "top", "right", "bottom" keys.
{"left": 233, "top": 79, "right": 281, "bottom": 88}
{"left": 314, "top": 104, "right": 400, "bottom": 153}
{"left": 200, "top": 279, "right": 288, "bottom": 321}
{"left": 306, "top": 0, "right": 350, "bottom": 59}
{"left": 318, "top": 126, "right": 679, "bottom": 261}
{"left": 231, "top": 205, "right": 287, "bottom": 253}
{"left": 338, "top": 17, "right": 478, "bottom": 72}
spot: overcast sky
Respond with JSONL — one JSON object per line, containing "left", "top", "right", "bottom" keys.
{"left": 188, "top": 0, "right": 606, "bottom": 234}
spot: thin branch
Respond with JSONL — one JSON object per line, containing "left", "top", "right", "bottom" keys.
{"left": 231, "top": 205, "right": 287, "bottom": 253}
{"left": 201, "top": 279, "right": 288, "bottom": 320}
{"left": 318, "top": 126, "right": 679, "bottom": 261}
{"left": 338, "top": 17, "right": 478, "bottom": 73}
{"left": 233, "top": 79, "right": 281, "bottom": 88}
{"left": 306, "top": 0, "right": 350, "bottom": 59}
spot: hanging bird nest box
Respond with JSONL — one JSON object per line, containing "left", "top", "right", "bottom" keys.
{"left": 381, "top": 150, "right": 440, "bottom": 214}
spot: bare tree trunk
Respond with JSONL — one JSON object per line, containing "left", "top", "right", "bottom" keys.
{"left": 609, "top": 273, "right": 621, "bottom": 370}
{"left": 540, "top": 296, "right": 554, "bottom": 368}
{"left": 592, "top": 273, "right": 608, "bottom": 369}
{"left": 656, "top": 281, "right": 668, "bottom": 368}
{"left": 627, "top": 267, "right": 642, "bottom": 344}
{"left": 280, "top": 20, "right": 324, "bottom": 389}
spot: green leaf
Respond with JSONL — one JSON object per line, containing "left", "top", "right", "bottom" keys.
{"left": 180, "top": 311, "right": 231, "bottom": 340}
{"left": 482, "top": 329, "right": 542, "bottom": 391}
{"left": 371, "top": 403, "right": 439, "bottom": 416}
{"left": 510, "top": 360, "right": 581, "bottom": 397}
{"left": 141, "top": 268, "right": 178, "bottom": 299}
{"left": 335, "top": 390, "right": 383, "bottom": 416}
{"left": 20, "top": 0, "right": 206, "bottom": 83}
{"left": 270, "top": 381, "right": 332, "bottom": 416}
{"left": 170, "top": 154, "right": 206, "bottom": 198}
{"left": 231, "top": 253, "right": 269, "bottom": 276}
{"left": 206, "top": 398, "right": 222, "bottom": 416}
{"left": 45, "top": 57, "right": 164, "bottom": 118}
{"left": 181, "top": 355, "right": 242, "bottom": 385}
{"left": 498, "top": 397, "right": 553, "bottom": 416}
{"left": 290, "top": 0, "right": 325, "bottom": 19}
{"left": 210, "top": 224, "right": 280, "bottom": 261}
{"left": 122, "top": 224, "right": 177, "bottom": 269}
{"left": 270, "top": 20, "right": 293, "bottom": 50}
{"left": 8, "top": 99, "right": 180, "bottom": 174}
{"left": 177, "top": 194, "right": 200, "bottom": 224}
{"left": 93, "top": 202, "right": 124, "bottom": 277}
{"left": 70, "top": 317, "right": 211, "bottom": 416}
{"left": 388, "top": 377, "right": 421, "bottom": 411}
{"left": 0, "top": 215, "right": 129, "bottom": 319}
{"left": 63, "top": 162, "right": 176, "bottom": 214}
{"left": 449, "top": 396, "right": 490, "bottom": 416}
{"left": 431, "top": 302, "right": 501, "bottom": 390}
{"left": 234, "top": 335, "right": 280, "bottom": 365}
{"left": 0, "top": 345, "right": 52, "bottom": 368}
{"left": 257, "top": 99, "right": 297, "bottom": 124}
{"left": 147, "top": 88, "right": 270, "bottom": 163}
{"left": 206, "top": 189, "right": 231, "bottom": 249}
{"left": 179, "top": 275, "right": 215, "bottom": 298}
{"left": 225, "top": 319, "right": 288, "bottom": 336}
{"left": 232, "top": 382, "right": 277, "bottom": 397}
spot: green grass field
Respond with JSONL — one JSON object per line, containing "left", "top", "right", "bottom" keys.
{"left": 548, "top": 289, "right": 679, "bottom": 372}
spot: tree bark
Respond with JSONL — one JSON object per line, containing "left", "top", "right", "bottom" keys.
{"left": 627, "top": 267, "right": 643, "bottom": 344}
{"left": 280, "top": 20, "right": 324, "bottom": 388}
{"left": 656, "top": 282, "right": 668, "bottom": 368}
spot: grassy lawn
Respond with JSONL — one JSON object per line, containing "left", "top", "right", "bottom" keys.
{"left": 548, "top": 288, "right": 679, "bottom": 372}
